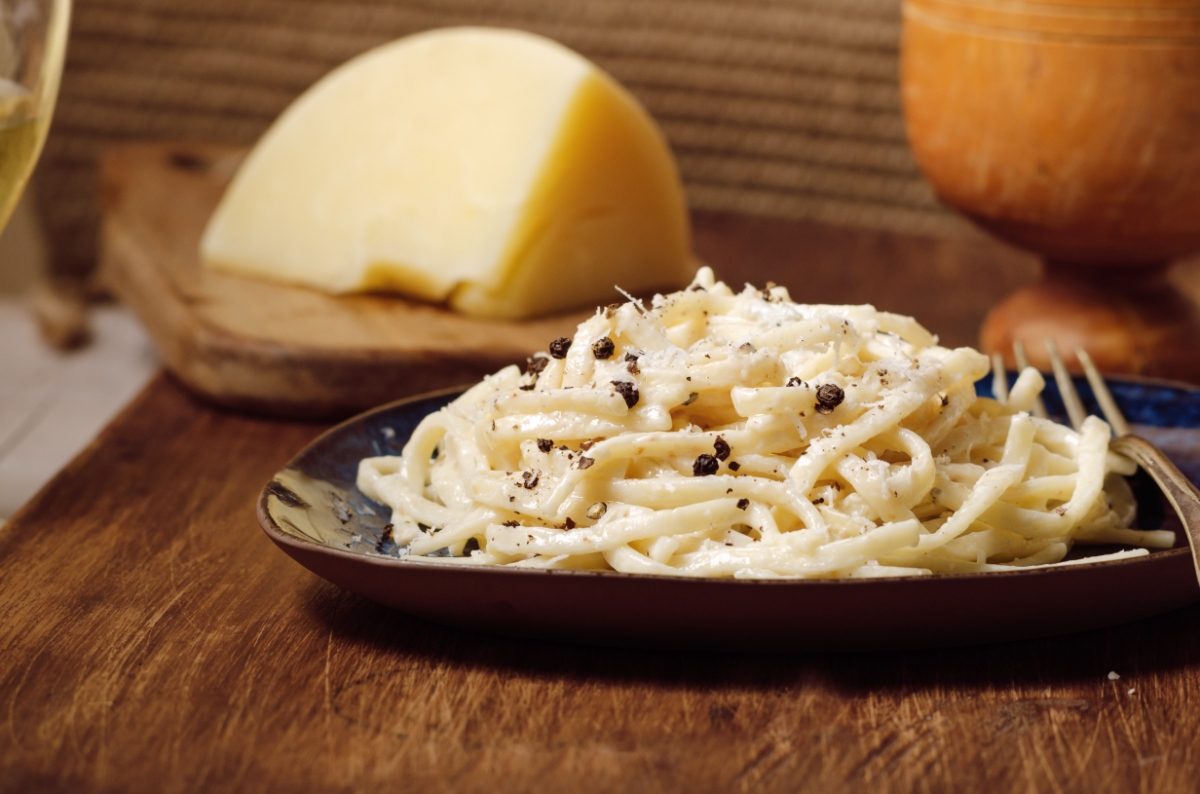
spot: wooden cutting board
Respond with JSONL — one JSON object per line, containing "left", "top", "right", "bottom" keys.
{"left": 98, "top": 143, "right": 589, "bottom": 417}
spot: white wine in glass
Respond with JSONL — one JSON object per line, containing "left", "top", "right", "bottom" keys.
{"left": 0, "top": 0, "right": 69, "bottom": 230}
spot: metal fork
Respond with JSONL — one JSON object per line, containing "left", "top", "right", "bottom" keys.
{"left": 991, "top": 344, "right": 1200, "bottom": 586}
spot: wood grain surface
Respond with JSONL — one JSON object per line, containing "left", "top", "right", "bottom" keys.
{"left": 99, "top": 142, "right": 1037, "bottom": 418}
{"left": 3, "top": 374, "right": 1200, "bottom": 793}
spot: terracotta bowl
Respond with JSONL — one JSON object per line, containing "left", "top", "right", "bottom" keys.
{"left": 901, "top": 0, "right": 1200, "bottom": 380}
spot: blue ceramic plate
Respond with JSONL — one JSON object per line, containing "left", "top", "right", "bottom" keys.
{"left": 258, "top": 376, "right": 1200, "bottom": 650}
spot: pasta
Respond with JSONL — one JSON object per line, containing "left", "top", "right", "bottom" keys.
{"left": 357, "top": 268, "right": 1172, "bottom": 578}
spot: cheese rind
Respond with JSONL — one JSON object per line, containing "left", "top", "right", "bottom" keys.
{"left": 201, "top": 27, "right": 693, "bottom": 318}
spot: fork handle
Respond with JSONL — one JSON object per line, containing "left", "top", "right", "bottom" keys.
{"left": 1111, "top": 436, "right": 1200, "bottom": 588}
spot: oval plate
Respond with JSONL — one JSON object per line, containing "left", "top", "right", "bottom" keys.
{"left": 258, "top": 378, "right": 1200, "bottom": 650}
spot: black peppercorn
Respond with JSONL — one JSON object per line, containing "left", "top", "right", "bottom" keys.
{"left": 693, "top": 454, "right": 720, "bottom": 476}
{"left": 549, "top": 337, "right": 572, "bottom": 358}
{"left": 591, "top": 337, "right": 615, "bottom": 359}
{"left": 611, "top": 380, "right": 640, "bottom": 408}
{"left": 815, "top": 383, "right": 845, "bottom": 414}
{"left": 526, "top": 354, "right": 550, "bottom": 375}
{"left": 713, "top": 436, "right": 731, "bottom": 461}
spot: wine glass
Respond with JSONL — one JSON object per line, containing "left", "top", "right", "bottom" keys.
{"left": 0, "top": 0, "right": 69, "bottom": 231}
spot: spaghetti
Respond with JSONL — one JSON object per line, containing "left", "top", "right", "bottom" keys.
{"left": 358, "top": 268, "right": 1171, "bottom": 578}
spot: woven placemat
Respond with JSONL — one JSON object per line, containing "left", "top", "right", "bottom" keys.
{"left": 37, "top": 0, "right": 959, "bottom": 280}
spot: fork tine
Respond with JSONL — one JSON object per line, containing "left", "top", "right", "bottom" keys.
{"left": 1045, "top": 340, "right": 1087, "bottom": 430}
{"left": 1077, "top": 348, "right": 1130, "bottom": 438}
{"left": 990, "top": 353, "right": 1009, "bottom": 403}
{"left": 1012, "top": 340, "right": 1048, "bottom": 418}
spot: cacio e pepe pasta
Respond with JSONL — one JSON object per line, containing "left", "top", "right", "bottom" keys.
{"left": 358, "top": 269, "right": 1170, "bottom": 578}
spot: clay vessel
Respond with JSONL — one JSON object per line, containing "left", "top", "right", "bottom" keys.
{"left": 902, "top": 0, "right": 1200, "bottom": 380}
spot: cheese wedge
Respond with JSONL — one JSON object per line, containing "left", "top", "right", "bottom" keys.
{"left": 201, "top": 27, "right": 693, "bottom": 319}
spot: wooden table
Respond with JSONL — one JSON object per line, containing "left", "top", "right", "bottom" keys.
{"left": 4, "top": 216, "right": 1200, "bottom": 792}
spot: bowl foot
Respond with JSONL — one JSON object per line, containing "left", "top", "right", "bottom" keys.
{"left": 981, "top": 263, "right": 1200, "bottom": 383}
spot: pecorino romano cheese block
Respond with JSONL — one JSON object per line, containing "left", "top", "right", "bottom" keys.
{"left": 200, "top": 27, "right": 695, "bottom": 320}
